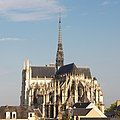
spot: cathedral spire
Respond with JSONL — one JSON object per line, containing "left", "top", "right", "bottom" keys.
{"left": 56, "top": 15, "right": 64, "bottom": 70}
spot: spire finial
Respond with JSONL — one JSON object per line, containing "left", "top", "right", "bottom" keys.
{"left": 59, "top": 11, "right": 61, "bottom": 23}
{"left": 58, "top": 12, "right": 62, "bottom": 44}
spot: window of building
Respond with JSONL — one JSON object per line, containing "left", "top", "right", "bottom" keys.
{"left": 10, "top": 112, "right": 12, "bottom": 119}
{"left": 30, "top": 113, "right": 32, "bottom": 117}
{"left": 13, "top": 114, "right": 15, "bottom": 118}
{"left": 5, "top": 112, "right": 11, "bottom": 119}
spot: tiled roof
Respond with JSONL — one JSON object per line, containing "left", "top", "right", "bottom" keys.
{"left": 73, "top": 102, "right": 91, "bottom": 109}
{"left": 73, "top": 108, "right": 92, "bottom": 116}
{"left": 31, "top": 66, "right": 55, "bottom": 78}
{"left": 78, "top": 68, "right": 91, "bottom": 79}
{"left": 56, "top": 63, "right": 91, "bottom": 78}
{"left": 30, "top": 63, "right": 91, "bottom": 79}
{"left": 56, "top": 63, "right": 79, "bottom": 75}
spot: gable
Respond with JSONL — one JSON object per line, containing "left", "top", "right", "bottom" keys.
{"left": 56, "top": 63, "right": 92, "bottom": 78}
{"left": 86, "top": 108, "right": 106, "bottom": 118}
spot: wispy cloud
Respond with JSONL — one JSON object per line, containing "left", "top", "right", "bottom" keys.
{"left": 101, "top": 0, "right": 110, "bottom": 6}
{"left": 99, "top": 0, "right": 119, "bottom": 15}
{"left": 0, "top": 37, "right": 26, "bottom": 42}
{"left": 0, "top": 0, "right": 66, "bottom": 22}
{"left": 101, "top": 0, "right": 119, "bottom": 7}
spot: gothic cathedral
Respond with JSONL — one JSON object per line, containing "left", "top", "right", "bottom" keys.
{"left": 20, "top": 17, "right": 104, "bottom": 119}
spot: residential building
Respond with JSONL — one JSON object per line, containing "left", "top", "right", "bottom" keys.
{"left": 0, "top": 105, "right": 41, "bottom": 120}
{"left": 72, "top": 102, "right": 107, "bottom": 120}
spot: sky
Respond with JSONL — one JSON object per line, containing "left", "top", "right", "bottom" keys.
{"left": 0, "top": 0, "right": 120, "bottom": 107}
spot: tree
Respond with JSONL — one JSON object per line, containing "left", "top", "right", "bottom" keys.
{"left": 105, "top": 102, "right": 120, "bottom": 118}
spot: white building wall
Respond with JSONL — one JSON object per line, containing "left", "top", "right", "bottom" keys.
{"left": 5, "top": 112, "right": 10, "bottom": 119}
{"left": 12, "top": 112, "right": 16, "bottom": 119}
{"left": 28, "top": 112, "right": 35, "bottom": 120}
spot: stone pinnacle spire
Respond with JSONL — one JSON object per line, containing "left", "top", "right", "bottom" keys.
{"left": 56, "top": 15, "right": 64, "bottom": 70}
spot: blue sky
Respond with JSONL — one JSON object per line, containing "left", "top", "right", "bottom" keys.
{"left": 0, "top": 0, "right": 120, "bottom": 107}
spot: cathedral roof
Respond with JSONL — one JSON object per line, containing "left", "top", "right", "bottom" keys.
{"left": 31, "top": 66, "right": 55, "bottom": 78}
{"left": 56, "top": 63, "right": 91, "bottom": 78}
{"left": 30, "top": 63, "right": 91, "bottom": 79}
{"left": 78, "top": 68, "right": 91, "bottom": 78}
{"left": 56, "top": 63, "right": 79, "bottom": 75}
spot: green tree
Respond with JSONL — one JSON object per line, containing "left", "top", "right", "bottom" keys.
{"left": 105, "top": 102, "right": 120, "bottom": 118}
{"left": 105, "top": 102, "right": 116, "bottom": 113}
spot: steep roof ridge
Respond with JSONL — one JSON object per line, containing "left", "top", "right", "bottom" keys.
{"left": 71, "top": 63, "right": 80, "bottom": 74}
{"left": 56, "top": 63, "right": 92, "bottom": 78}
{"left": 56, "top": 63, "right": 79, "bottom": 75}
{"left": 78, "top": 67, "right": 92, "bottom": 78}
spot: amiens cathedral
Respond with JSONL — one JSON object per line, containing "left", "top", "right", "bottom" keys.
{"left": 20, "top": 17, "right": 104, "bottom": 119}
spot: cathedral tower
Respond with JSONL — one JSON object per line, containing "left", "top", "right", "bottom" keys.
{"left": 56, "top": 16, "right": 64, "bottom": 70}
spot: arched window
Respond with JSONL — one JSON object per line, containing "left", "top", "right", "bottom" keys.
{"left": 78, "top": 82, "right": 84, "bottom": 101}
{"left": 71, "top": 81, "right": 75, "bottom": 95}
